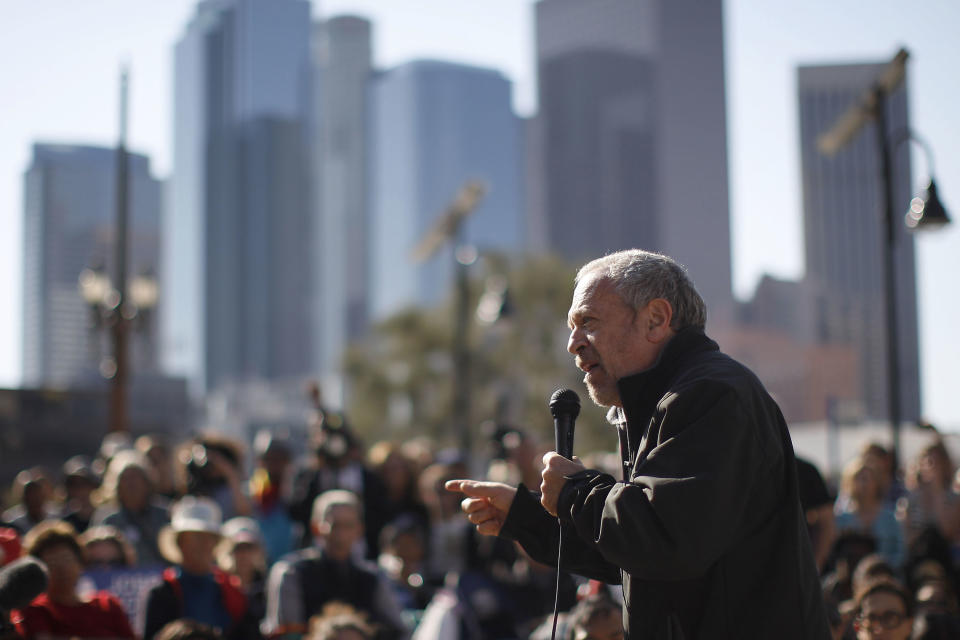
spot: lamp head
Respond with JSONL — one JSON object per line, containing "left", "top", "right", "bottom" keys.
{"left": 905, "top": 179, "right": 951, "bottom": 230}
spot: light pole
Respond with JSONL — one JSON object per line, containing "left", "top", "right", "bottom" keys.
{"left": 412, "top": 180, "right": 487, "bottom": 454}
{"left": 76, "top": 66, "right": 158, "bottom": 434}
{"left": 818, "top": 48, "right": 951, "bottom": 462}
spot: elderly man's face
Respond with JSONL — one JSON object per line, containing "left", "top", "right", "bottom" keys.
{"left": 317, "top": 504, "right": 363, "bottom": 562}
{"left": 567, "top": 275, "right": 663, "bottom": 407}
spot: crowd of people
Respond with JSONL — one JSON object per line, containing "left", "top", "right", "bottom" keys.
{"left": 798, "top": 438, "right": 960, "bottom": 639}
{"left": 0, "top": 409, "right": 606, "bottom": 640}
{"left": 3, "top": 404, "right": 960, "bottom": 639}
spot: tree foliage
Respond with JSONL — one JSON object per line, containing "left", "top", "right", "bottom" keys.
{"left": 343, "top": 254, "right": 616, "bottom": 457}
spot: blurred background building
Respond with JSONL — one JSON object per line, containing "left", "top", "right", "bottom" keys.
{"left": 312, "top": 15, "right": 374, "bottom": 379}
{"left": 22, "top": 144, "right": 161, "bottom": 388}
{"left": 531, "top": 0, "right": 734, "bottom": 327}
{"left": 164, "top": 0, "right": 313, "bottom": 394}
{"left": 368, "top": 59, "right": 523, "bottom": 319}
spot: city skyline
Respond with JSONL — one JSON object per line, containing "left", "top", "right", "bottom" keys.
{"left": 2, "top": 0, "right": 958, "bottom": 428}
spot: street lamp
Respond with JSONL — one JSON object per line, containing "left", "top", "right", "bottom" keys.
{"left": 905, "top": 179, "right": 950, "bottom": 229}
{"left": 75, "top": 64, "right": 161, "bottom": 434}
{"left": 818, "top": 47, "right": 951, "bottom": 462}
{"left": 78, "top": 264, "right": 158, "bottom": 412}
{"left": 412, "top": 180, "right": 488, "bottom": 455}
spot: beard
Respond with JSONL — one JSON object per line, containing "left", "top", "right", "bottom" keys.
{"left": 584, "top": 371, "right": 619, "bottom": 408}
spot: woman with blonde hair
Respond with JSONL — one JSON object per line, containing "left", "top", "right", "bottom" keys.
{"left": 835, "top": 456, "right": 905, "bottom": 569}
{"left": 900, "top": 439, "right": 960, "bottom": 546}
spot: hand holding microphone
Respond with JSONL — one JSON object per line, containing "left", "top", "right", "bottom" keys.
{"left": 541, "top": 389, "right": 584, "bottom": 516}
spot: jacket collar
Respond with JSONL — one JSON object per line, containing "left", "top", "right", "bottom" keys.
{"left": 614, "top": 327, "right": 718, "bottom": 422}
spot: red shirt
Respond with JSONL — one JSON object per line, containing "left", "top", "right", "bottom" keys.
{"left": 12, "top": 591, "right": 136, "bottom": 639}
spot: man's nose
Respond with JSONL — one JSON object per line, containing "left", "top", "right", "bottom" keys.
{"left": 567, "top": 327, "right": 585, "bottom": 354}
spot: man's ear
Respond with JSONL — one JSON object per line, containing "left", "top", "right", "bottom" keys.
{"left": 311, "top": 522, "right": 328, "bottom": 539}
{"left": 645, "top": 298, "right": 674, "bottom": 341}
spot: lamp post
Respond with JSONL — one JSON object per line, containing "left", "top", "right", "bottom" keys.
{"left": 76, "top": 66, "right": 158, "bottom": 434}
{"left": 818, "top": 48, "right": 951, "bottom": 462}
{"left": 412, "top": 180, "right": 487, "bottom": 454}
{"left": 78, "top": 263, "right": 158, "bottom": 432}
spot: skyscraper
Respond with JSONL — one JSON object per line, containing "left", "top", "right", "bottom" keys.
{"left": 22, "top": 144, "right": 161, "bottom": 387}
{"left": 533, "top": 0, "right": 732, "bottom": 324}
{"left": 368, "top": 60, "right": 523, "bottom": 320}
{"left": 312, "top": 15, "right": 373, "bottom": 379}
{"left": 798, "top": 61, "right": 921, "bottom": 422}
{"left": 165, "top": 0, "right": 312, "bottom": 392}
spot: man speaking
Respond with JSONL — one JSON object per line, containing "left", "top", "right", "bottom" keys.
{"left": 447, "top": 250, "right": 830, "bottom": 639}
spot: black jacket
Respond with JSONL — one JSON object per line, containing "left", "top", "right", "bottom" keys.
{"left": 501, "top": 329, "right": 830, "bottom": 639}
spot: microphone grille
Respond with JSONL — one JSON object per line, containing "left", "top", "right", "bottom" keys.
{"left": 549, "top": 388, "right": 581, "bottom": 413}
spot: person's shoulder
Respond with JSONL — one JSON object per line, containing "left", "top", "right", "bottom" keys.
{"left": 350, "top": 556, "right": 384, "bottom": 578}
{"left": 275, "top": 546, "right": 321, "bottom": 572}
{"left": 92, "top": 504, "right": 123, "bottom": 524}
{"left": 834, "top": 509, "right": 856, "bottom": 526}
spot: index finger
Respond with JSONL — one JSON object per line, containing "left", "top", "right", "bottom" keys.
{"left": 445, "top": 479, "right": 497, "bottom": 497}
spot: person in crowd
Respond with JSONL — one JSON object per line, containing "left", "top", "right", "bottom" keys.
{"left": 93, "top": 432, "right": 135, "bottom": 479}
{"left": 860, "top": 443, "right": 907, "bottom": 510}
{"left": 141, "top": 496, "right": 259, "bottom": 640}
{"left": 900, "top": 440, "right": 960, "bottom": 547}
{"left": 418, "top": 457, "right": 472, "bottom": 583}
{"left": 80, "top": 525, "right": 137, "bottom": 569}
{"left": 290, "top": 413, "right": 389, "bottom": 559}
{"left": 308, "top": 603, "right": 375, "bottom": 640}
{"left": 823, "top": 531, "right": 878, "bottom": 604}
{"left": 154, "top": 619, "right": 224, "bottom": 640}
{"left": 903, "top": 526, "right": 960, "bottom": 601}
{"left": 851, "top": 554, "right": 897, "bottom": 599}
{"left": 0, "top": 526, "right": 22, "bottom": 566}
{"left": 377, "top": 515, "right": 433, "bottom": 613}
{"left": 485, "top": 425, "right": 544, "bottom": 491}
{"left": 852, "top": 578, "right": 914, "bottom": 640}
{"left": 567, "top": 593, "right": 625, "bottom": 640}
{"left": 368, "top": 442, "right": 430, "bottom": 531}
{"left": 138, "top": 435, "right": 179, "bottom": 501}
{"left": 10, "top": 520, "right": 135, "bottom": 639}
{"left": 178, "top": 435, "right": 252, "bottom": 521}
{"left": 61, "top": 456, "right": 100, "bottom": 533}
{"left": 835, "top": 456, "right": 905, "bottom": 569}
{"left": 796, "top": 456, "right": 836, "bottom": 573}
{"left": 3, "top": 468, "right": 57, "bottom": 534}
{"left": 216, "top": 517, "right": 268, "bottom": 626}
{"left": 263, "top": 490, "right": 408, "bottom": 639}
{"left": 91, "top": 449, "right": 170, "bottom": 567}
{"left": 249, "top": 429, "right": 297, "bottom": 563}
{"left": 448, "top": 249, "right": 829, "bottom": 638}
{"left": 912, "top": 610, "right": 960, "bottom": 640}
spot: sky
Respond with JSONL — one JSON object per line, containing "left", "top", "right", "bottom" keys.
{"left": 2, "top": 0, "right": 958, "bottom": 427}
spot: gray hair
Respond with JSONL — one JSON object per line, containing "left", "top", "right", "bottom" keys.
{"left": 576, "top": 249, "right": 707, "bottom": 330}
{"left": 311, "top": 489, "right": 361, "bottom": 524}
{"left": 97, "top": 449, "right": 155, "bottom": 505}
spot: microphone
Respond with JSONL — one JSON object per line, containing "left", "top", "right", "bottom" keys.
{"left": 0, "top": 556, "right": 48, "bottom": 613}
{"left": 549, "top": 388, "right": 580, "bottom": 459}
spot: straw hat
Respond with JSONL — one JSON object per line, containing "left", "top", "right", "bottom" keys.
{"left": 157, "top": 496, "right": 223, "bottom": 565}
